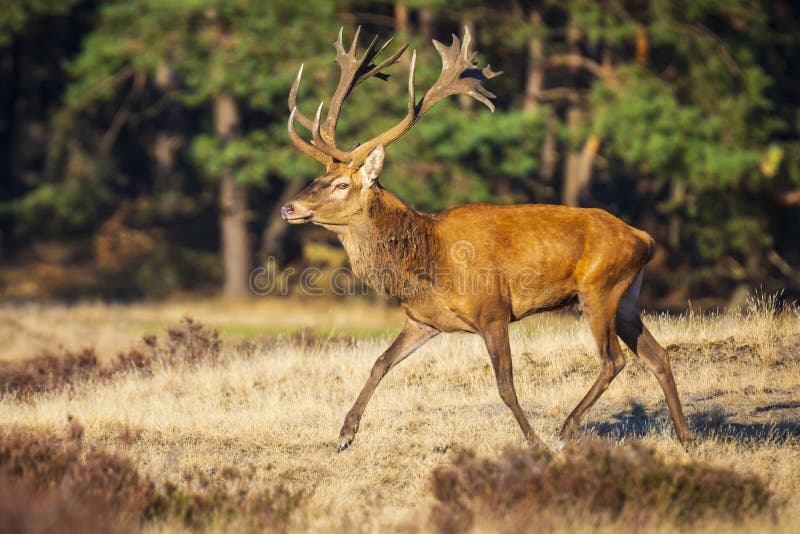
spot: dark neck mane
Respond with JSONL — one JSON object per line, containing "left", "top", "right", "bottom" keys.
{"left": 337, "top": 188, "right": 440, "bottom": 300}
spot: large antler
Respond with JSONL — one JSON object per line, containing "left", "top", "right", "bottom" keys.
{"left": 324, "top": 27, "right": 408, "bottom": 146}
{"left": 288, "top": 27, "right": 500, "bottom": 167}
{"left": 287, "top": 26, "right": 407, "bottom": 165}
{"left": 349, "top": 28, "right": 501, "bottom": 166}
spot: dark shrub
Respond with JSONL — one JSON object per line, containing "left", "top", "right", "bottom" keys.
{"left": 0, "top": 348, "right": 98, "bottom": 400}
{"left": 0, "top": 419, "right": 155, "bottom": 532}
{"left": 1, "top": 317, "right": 223, "bottom": 399}
{"left": 0, "top": 420, "right": 301, "bottom": 531}
{"left": 430, "top": 439, "right": 774, "bottom": 532}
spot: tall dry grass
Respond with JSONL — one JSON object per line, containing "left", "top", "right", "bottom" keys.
{"left": 0, "top": 297, "right": 403, "bottom": 363}
{"left": 0, "top": 295, "right": 797, "bottom": 532}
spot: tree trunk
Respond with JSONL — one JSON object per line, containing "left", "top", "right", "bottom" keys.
{"left": 561, "top": 24, "right": 599, "bottom": 207}
{"left": 260, "top": 180, "right": 304, "bottom": 264}
{"left": 539, "top": 112, "right": 557, "bottom": 184}
{"left": 394, "top": 2, "right": 411, "bottom": 67}
{"left": 562, "top": 108, "right": 600, "bottom": 207}
{"left": 522, "top": 3, "right": 557, "bottom": 188}
{"left": 563, "top": 107, "right": 583, "bottom": 206}
{"left": 668, "top": 178, "right": 685, "bottom": 249}
{"left": 394, "top": 2, "right": 408, "bottom": 37}
{"left": 418, "top": 8, "right": 434, "bottom": 42}
{"left": 152, "top": 62, "right": 185, "bottom": 194}
{"left": 523, "top": 5, "right": 544, "bottom": 114}
{"left": 214, "top": 94, "right": 251, "bottom": 299}
{"left": 635, "top": 24, "right": 649, "bottom": 67}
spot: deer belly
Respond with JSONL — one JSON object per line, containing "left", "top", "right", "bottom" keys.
{"left": 509, "top": 285, "right": 577, "bottom": 321}
{"left": 401, "top": 298, "right": 481, "bottom": 333}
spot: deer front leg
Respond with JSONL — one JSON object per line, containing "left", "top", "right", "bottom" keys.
{"left": 481, "top": 320, "right": 546, "bottom": 448}
{"left": 337, "top": 318, "right": 438, "bottom": 451}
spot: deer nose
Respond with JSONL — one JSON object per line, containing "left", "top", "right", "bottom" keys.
{"left": 281, "top": 204, "right": 294, "bottom": 220}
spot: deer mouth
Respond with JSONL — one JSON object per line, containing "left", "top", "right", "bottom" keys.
{"left": 284, "top": 213, "right": 313, "bottom": 224}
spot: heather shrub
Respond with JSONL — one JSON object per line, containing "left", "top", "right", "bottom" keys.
{"left": 0, "top": 419, "right": 156, "bottom": 531}
{"left": 0, "top": 348, "right": 98, "bottom": 399}
{"left": 0, "top": 317, "right": 223, "bottom": 399}
{"left": 0, "top": 420, "right": 302, "bottom": 531}
{"left": 430, "top": 439, "right": 774, "bottom": 532}
{"left": 0, "top": 478, "right": 119, "bottom": 534}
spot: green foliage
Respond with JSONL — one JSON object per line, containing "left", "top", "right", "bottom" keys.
{"left": 592, "top": 67, "right": 763, "bottom": 190}
{"left": 386, "top": 105, "right": 547, "bottom": 210}
{"left": 0, "top": 153, "right": 119, "bottom": 236}
{"left": 2, "top": 0, "right": 800, "bottom": 299}
{"left": 565, "top": 0, "right": 639, "bottom": 44}
{"left": 0, "top": 0, "right": 78, "bottom": 45}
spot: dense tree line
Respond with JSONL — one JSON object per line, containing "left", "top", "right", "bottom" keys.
{"left": 1, "top": 1, "right": 799, "bottom": 306}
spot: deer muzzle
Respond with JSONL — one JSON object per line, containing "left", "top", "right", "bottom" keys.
{"left": 281, "top": 202, "right": 313, "bottom": 224}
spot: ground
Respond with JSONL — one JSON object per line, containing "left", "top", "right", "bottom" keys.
{"left": 0, "top": 296, "right": 798, "bottom": 532}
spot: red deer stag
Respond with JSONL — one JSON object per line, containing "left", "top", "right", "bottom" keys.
{"left": 282, "top": 27, "right": 694, "bottom": 451}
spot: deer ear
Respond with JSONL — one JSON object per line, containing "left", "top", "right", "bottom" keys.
{"left": 359, "top": 145, "right": 384, "bottom": 187}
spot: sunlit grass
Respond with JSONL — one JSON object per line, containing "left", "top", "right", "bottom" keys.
{"left": 0, "top": 297, "right": 405, "bottom": 363}
{"left": 0, "top": 296, "right": 798, "bottom": 531}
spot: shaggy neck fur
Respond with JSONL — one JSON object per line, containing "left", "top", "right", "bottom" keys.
{"left": 335, "top": 188, "right": 440, "bottom": 301}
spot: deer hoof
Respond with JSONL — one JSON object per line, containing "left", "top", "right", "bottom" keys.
{"left": 559, "top": 419, "right": 578, "bottom": 441}
{"left": 554, "top": 440, "right": 566, "bottom": 453}
{"left": 679, "top": 432, "right": 697, "bottom": 452}
{"left": 337, "top": 437, "right": 353, "bottom": 452}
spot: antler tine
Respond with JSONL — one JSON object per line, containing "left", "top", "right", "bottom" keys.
{"left": 355, "top": 40, "right": 408, "bottom": 86}
{"left": 311, "top": 101, "right": 352, "bottom": 162}
{"left": 461, "top": 27, "right": 477, "bottom": 63}
{"left": 311, "top": 101, "right": 324, "bottom": 147}
{"left": 419, "top": 26, "right": 502, "bottom": 116}
{"left": 332, "top": 25, "right": 363, "bottom": 58}
{"left": 287, "top": 65, "right": 314, "bottom": 131}
{"left": 349, "top": 50, "right": 418, "bottom": 167}
{"left": 348, "top": 27, "right": 500, "bottom": 167}
{"left": 288, "top": 106, "right": 332, "bottom": 165}
{"left": 333, "top": 27, "right": 343, "bottom": 53}
{"left": 321, "top": 26, "right": 365, "bottom": 145}
{"left": 408, "top": 50, "right": 417, "bottom": 112}
{"left": 321, "top": 27, "right": 407, "bottom": 149}
{"left": 349, "top": 25, "right": 362, "bottom": 55}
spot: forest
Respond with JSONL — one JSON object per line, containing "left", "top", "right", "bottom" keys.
{"left": 2, "top": 0, "right": 799, "bottom": 308}
{"left": 2, "top": 4, "right": 800, "bottom": 532}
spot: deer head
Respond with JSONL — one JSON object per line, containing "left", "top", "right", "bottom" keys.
{"left": 281, "top": 27, "right": 501, "bottom": 227}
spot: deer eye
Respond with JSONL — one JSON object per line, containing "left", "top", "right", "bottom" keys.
{"left": 334, "top": 182, "right": 350, "bottom": 190}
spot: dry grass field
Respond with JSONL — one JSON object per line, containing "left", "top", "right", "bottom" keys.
{"left": 0, "top": 296, "right": 798, "bottom": 532}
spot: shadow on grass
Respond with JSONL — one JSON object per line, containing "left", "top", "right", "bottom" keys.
{"left": 753, "top": 401, "right": 800, "bottom": 413}
{"left": 583, "top": 401, "right": 800, "bottom": 443}
{"left": 690, "top": 408, "right": 800, "bottom": 442}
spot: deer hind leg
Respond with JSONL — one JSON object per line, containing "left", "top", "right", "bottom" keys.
{"left": 616, "top": 271, "right": 695, "bottom": 447}
{"left": 560, "top": 287, "right": 628, "bottom": 441}
{"left": 337, "top": 318, "right": 438, "bottom": 452}
{"left": 481, "top": 320, "right": 546, "bottom": 448}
